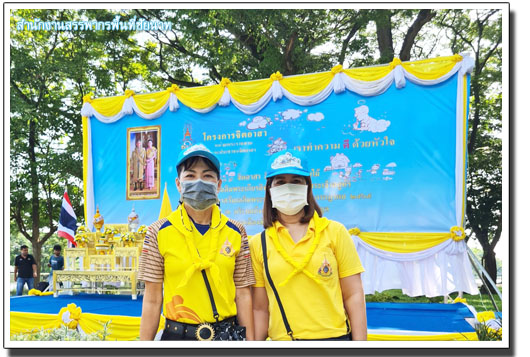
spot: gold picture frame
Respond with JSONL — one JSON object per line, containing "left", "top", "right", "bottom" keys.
{"left": 126, "top": 125, "right": 161, "bottom": 200}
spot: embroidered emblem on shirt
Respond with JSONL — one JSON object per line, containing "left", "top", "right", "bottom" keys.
{"left": 219, "top": 239, "right": 235, "bottom": 257}
{"left": 318, "top": 255, "right": 333, "bottom": 277}
{"left": 165, "top": 295, "right": 201, "bottom": 323}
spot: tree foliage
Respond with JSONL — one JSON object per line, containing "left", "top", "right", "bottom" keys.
{"left": 10, "top": 8, "right": 503, "bottom": 290}
{"left": 9, "top": 9, "right": 152, "bottom": 281}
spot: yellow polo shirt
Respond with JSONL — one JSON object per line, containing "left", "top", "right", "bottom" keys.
{"left": 138, "top": 204, "right": 255, "bottom": 324}
{"left": 249, "top": 213, "right": 364, "bottom": 340}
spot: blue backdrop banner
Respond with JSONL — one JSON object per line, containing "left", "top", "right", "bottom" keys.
{"left": 89, "top": 72, "right": 467, "bottom": 235}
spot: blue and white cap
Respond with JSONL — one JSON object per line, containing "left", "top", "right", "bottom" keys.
{"left": 266, "top": 150, "right": 310, "bottom": 178}
{"left": 176, "top": 143, "right": 220, "bottom": 172}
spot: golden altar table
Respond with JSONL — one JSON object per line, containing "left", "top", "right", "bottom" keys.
{"left": 53, "top": 226, "right": 144, "bottom": 300}
{"left": 53, "top": 270, "right": 138, "bottom": 300}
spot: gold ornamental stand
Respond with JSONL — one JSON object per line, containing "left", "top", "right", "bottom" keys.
{"left": 53, "top": 226, "right": 145, "bottom": 300}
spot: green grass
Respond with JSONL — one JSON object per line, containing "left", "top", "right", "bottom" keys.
{"left": 365, "top": 288, "right": 503, "bottom": 312}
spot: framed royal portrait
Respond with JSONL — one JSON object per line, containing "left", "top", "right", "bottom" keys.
{"left": 126, "top": 125, "right": 161, "bottom": 200}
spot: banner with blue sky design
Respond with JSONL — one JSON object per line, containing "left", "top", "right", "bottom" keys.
{"left": 89, "top": 72, "right": 466, "bottom": 235}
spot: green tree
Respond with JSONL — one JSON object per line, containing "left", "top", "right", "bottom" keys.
{"left": 10, "top": 8, "right": 503, "bottom": 294}
{"left": 437, "top": 9, "right": 502, "bottom": 291}
{"left": 9, "top": 9, "right": 153, "bottom": 282}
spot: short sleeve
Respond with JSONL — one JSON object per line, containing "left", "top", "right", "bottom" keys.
{"left": 248, "top": 232, "right": 266, "bottom": 288}
{"left": 138, "top": 219, "right": 166, "bottom": 283}
{"left": 333, "top": 223, "right": 365, "bottom": 278}
{"left": 230, "top": 219, "right": 256, "bottom": 288}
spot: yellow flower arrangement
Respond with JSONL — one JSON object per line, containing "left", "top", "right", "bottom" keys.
{"left": 59, "top": 303, "right": 82, "bottom": 330}
{"left": 476, "top": 311, "right": 496, "bottom": 323}
{"left": 137, "top": 225, "right": 147, "bottom": 235}
{"left": 74, "top": 233, "right": 88, "bottom": 248}
{"left": 120, "top": 232, "right": 135, "bottom": 247}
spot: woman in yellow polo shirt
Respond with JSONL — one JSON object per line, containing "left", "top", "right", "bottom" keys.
{"left": 138, "top": 143, "right": 255, "bottom": 341}
{"left": 250, "top": 150, "right": 367, "bottom": 341}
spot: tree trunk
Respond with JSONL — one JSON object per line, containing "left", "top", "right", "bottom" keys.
{"left": 28, "top": 116, "right": 42, "bottom": 284}
{"left": 32, "top": 242, "right": 42, "bottom": 284}
{"left": 399, "top": 10, "right": 436, "bottom": 61}
{"left": 480, "top": 247, "right": 498, "bottom": 294}
{"left": 375, "top": 10, "right": 394, "bottom": 63}
{"left": 283, "top": 32, "right": 297, "bottom": 75}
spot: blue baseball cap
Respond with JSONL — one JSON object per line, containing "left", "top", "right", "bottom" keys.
{"left": 266, "top": 150, "right": 310, "bottom": 178}
{"left": 176, "top": 143, "right": 220, "bottom": 172}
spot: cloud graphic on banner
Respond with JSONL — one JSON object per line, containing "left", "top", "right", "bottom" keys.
{"left": 267, "top": 137, "right": 287, "bottom": 155}
{"left": 324, "top": 153, "right": 350, "bottom": 171}
{"left": 247, "top": 116, "right": 269, "bottom": 130}
{"left": 281, "top": 109, "right": 302, "bottom": 120}
{"left": 239, "top": 120, "right": 247, "bottom": 127}
{"left": 308, "top": 112, "right": 325, "bottom": 122}
{"left": 353, "top": 105, "right": 391, "bottom": 133}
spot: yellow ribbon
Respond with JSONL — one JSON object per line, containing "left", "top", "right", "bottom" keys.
{"left": 452, "top": 297, "right": 467, "bottom": 304}
{"left": 452, "top": 54, "right": 464, "bottom": 62}
{"left": 220, "top": 78, "right": 231, "bottom": 88}
{"left": 28, "top": 289, "right": 53, "bottom": 296}
{"left": 166, "top": 84, "right": 180, "bottom": 94}
{"left": 331, "top": 64, "right": 344, "bottom": 74}
{"left": 124, "top": 89, "right": 135, "bottom": 98}
{"left": 348, "top": 227, "right": 361, "bottom": 236}
{"left": 450, "top": 226, "right": 466, "bottom": 241}
{"left": 476, "top": 311, "right": 496, "bottom": 323}
{"left": 268, "top": 214, "right": 324, "bottom": 286}
{"left": 175, "top": 205, "right": 230, "bottom": 304}
{"left": 269, "top": 71, "right": 283, "bottom": 81}
{"left": 58, "top": 303, "right": 82, "bottom": 329}
{"left": 389, "top": 57, "right": 402, "bottom": 69}
{"left": 82, "top": 92, "right": 93, "bottom": 104}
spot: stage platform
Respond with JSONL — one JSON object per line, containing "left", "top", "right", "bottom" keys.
{"left": 9, "top": 294, "right": 478, "bottom": 341}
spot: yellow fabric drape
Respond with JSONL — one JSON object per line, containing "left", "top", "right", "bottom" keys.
{"left": 402, "top": 54, "right": 462, "bottom": 80}
{"left": 90, "top": 96, "right": 127, "bottom": 117}
{"left": 350, "top": 230, "right": 452, "bottom": 254}
{"left": 133, "top": 91, "right": 171, "bottom": 114}
{"left": 176, "top": 84, "right": 225, "bottom": 109}
{"left": 360, "top": 232, "right": 451, "bottom": 253}
{"left": 10, "top": 312, "right": 62, "bottom": 333}
{"left": 10, "top": 311, "right": 166, "bottom": 341}
{"left": 82, "top": 116, "right": 89, "bottom": 222}
{"left": 343, "top": 65, "right": 393, "bottom": 81}
{"left": 280, "top": 72, "right": 334, "bottom": 96}
{"left": 229, "top": 78, "right": 273, "bottom": 105}
{"left": 461, "top": 74, "right": 468, "bottom": 225}
{"left": 349, "top": 224, "right": 467, "bottom": 253}
{"left": 83, "top": 55, "right": 465, "bottom": 117}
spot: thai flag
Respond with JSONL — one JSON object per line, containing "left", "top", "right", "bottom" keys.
{"left": 58, "top": 189, "right": 77, "bottom": 247}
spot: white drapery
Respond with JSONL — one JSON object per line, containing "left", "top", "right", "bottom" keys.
{"left": 354, "top": 236, "right": 479, "bottom": 297}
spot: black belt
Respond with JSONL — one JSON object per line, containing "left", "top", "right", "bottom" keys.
{"left": 163, "top": 316, "right": 237, "bottom": 341}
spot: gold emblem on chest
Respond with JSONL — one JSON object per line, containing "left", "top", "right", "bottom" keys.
{"left": 219, "top": 239, "right": 235, "bottom": 257}
{"left": 317, "top": 255, "right": 333, "bottom": 277}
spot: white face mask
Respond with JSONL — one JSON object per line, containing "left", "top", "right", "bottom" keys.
{"left": 270, "top": 183, "right": 308, "bottom": 216}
